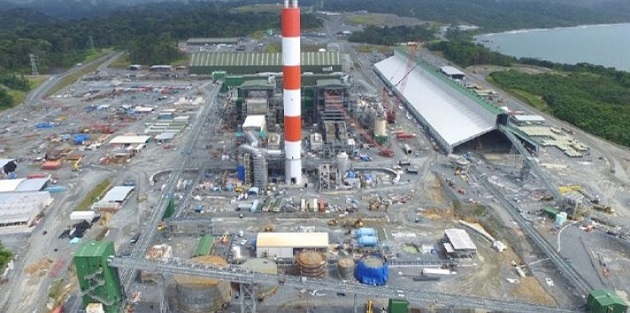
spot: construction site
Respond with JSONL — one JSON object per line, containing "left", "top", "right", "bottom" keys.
{"left": 0, "top": 2, "right": 630, "bottom": 313}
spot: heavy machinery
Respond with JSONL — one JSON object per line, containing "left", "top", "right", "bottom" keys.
{"left": 592, "top": 204, "right": 615, "bottom": 214}
{"left": 378, "top": 143, "right": 394, "bottom": 157}
{"left": 383, "top": 88, "right": 395, "bottom": 124}
{"left": 365, "top": 299, "right": 374, "bottom": 313}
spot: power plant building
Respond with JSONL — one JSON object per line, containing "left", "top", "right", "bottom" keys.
{"left": 255, "top": 232, "right": 329, "bottom": 259}
{"left": 189, "top": 52, "right": 342, "bottom": 75}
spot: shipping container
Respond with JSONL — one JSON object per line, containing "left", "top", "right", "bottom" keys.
{"left": 45, "top": 186, "right": 66, "bottom": 193}
{"left": 70, "top": 211, "right": 96, "bottom": 221}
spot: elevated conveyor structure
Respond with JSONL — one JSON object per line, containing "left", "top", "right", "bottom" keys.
{"left": 471, "top": 165, "right": 592, "bottom": 296}
{"left": 499, "top": 125, "right": 562, "bottom": 201}
{"left": 108, "top": 256, "right": 583, "bottom": 313}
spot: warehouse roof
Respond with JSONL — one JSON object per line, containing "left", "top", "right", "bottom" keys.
{"left": 0, "top": 179, "right": 25, "bottom": 193}
{"left": 374, "top": 51, "right": 498, "bottom": 150}
{"left": 187, "top": 37, "right": 240, "bottom": 45}
{"left": 440, "top": 66, "right": 465, "bottom": 76}
{"left": 256, "top": 232, "right": 329, "bottom": 248}
{"left": 101, "top": 186, "right": 135, "bottom": 203}
{"left": 0, "top": 191, "right": 52, "bottom": 226}
{"left": 444, "top": 228, "right": 477, "bottom": 251}
{"left": 190, "top": 52, "right": 341, "bottom": 67}
{"left": 512, "top": 114, "right": 546, "bottom": 123}
{"left": 109, "top": 135, "right": 152, "bottom": 145}
{"left": 15, "top": 177, "right": 49, "bottom": 192}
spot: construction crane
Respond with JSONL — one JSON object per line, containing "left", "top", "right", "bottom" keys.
{"left": 382, "top": 88, "right": 395, "bottom": 124}
{"left": 392, "top": 41, "right": 421, "bottom": 110}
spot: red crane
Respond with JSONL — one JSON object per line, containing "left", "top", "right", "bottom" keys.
{"left": 391, "top": 42, "right": 421, "bottom": 118}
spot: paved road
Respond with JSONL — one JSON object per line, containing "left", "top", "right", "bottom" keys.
{"left": 25, "top": 51, "right": 122, "bottom": 106}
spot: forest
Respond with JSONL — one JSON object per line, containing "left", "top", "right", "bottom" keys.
{"left": 348, "top": 25, "right": 435, "bottom": 46}
{"left": 320, "top": 0, "right": 630, "bottom": 32}
{"left": 0, "top": 2, "right": 320, "bottom": 107}
{"left": 0, "top": 242, "right": 12, "bottom": 269}
{"left": 490, "top": 70, "right": 630, "bottom": 146}
{"left": 0, "top": 3, "right": 321, "bottom": 72}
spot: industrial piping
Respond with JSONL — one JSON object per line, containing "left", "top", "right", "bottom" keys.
{"left": 282, "top": 0, "right": 302, "bottom": 184}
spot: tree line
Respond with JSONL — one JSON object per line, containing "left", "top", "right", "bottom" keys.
{"left": 490, "top": 70, "right": 630, "bottom": 146}
{"left": 348, "top": 25, "right": 435, "bottom": 46}
{"left": 0, "top": 2, "right": 322, "bottom": 72}
{"left": 318, "top": 0, "right": 630, "bottom": 32}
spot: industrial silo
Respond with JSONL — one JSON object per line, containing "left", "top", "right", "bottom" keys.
{"left": 337, "top": 257, "right": 355, "bottom": 280}
{"left": 296, "top": 250, "right": 327, "bottom": 278}
{"left": 355, "top": 254, "right": 389, "bottom": 286}
{"left": 337, "top": 152, "right": 349, "bottom": 177}
{"left": 241, "top": 258, "right": 278, "bottom": 300}
{"left": 174, "top": 256, "right": 232, "bottom": 313}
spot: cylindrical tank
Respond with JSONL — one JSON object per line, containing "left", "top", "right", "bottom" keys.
{"left": 174, "top": 256, "right": 232, "bottom": 313}
{"left": 296, "top": 250, "right": 327, "bottom": 277}
{"left": 355, "top": 254, "right": 389, "bottom": 286}
{"left": 337, "top": 257, "right": 355, "bottom": 280}
{"left": 236, "top": 165, "right": 246, "bottom": 181}
{"left": 337, "top": 152, "right": 349, "bottom": 177}
{"left": 358, "top": 235, "right": 378, "bottom": 247}
{"left": 241, "top": 258, "right": 278, "bottom": 300}
{"left": 355, "top": 228, "right": 376, "bottom": 237}
{"left": 232, "top": 246, "right": 242, "bottom": 260}
{"left": 374, "top": 118, "right": 387, "bottom": 137}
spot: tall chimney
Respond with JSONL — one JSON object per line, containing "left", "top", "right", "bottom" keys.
{"left": 282, "top": 0, "right": 302, "bottom": 184}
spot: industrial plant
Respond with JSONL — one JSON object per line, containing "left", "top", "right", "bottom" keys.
{"left": 0, "top": 1, "right": 629, "bottom": 313}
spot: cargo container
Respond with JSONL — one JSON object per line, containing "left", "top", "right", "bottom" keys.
{"left": 388, "top": 298, "right": 409, "bottom": 313}
{"left": 70, "top": 211, "right": 96, "bottom": 221}
{"left": 45, "top": 186, "right": 66, "bottom": 193}
{"left": 422, "top": 268, "right": 451, "bottom": 276}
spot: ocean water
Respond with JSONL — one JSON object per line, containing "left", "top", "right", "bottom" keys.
{"left": 475, "top": 23, "right": 630, "bottom": 72}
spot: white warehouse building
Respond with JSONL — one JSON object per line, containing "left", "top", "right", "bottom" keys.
{"left": 374, "top": 50, "right": 505, "bottom": 153}
{"left": 255, "top": 232, "right": 329, "bottom": 259}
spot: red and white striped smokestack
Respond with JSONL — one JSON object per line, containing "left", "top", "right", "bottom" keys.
{"left": 282, "top": 0, "right": 302, "bottom": 184}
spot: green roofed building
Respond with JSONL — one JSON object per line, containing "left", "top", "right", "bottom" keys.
{"left": 587, "top": 290, "right": 628, "bottom": 313}
{"left": 74, "top": 241, "right": 123, "bottom": 313}
{"left": 189, "top": 52, "right": 342, "bottom": 75}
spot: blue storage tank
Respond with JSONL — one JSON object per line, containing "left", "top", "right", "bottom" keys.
{"left": 355, "top": 228, "right": 376, "bottom": 237}
{"left": 358, "top": 235, "right": 378, "bottom": 247}
{"left": 45, "top": 186, "right": 66, "bottom": 193}
{"left": 355, "top": 254, "right": 389, "bottom": 286}
{"left": 236, "top": 165, "right": 246, "bottom": 181}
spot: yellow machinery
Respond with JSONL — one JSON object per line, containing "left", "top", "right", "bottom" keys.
{"left": 72, "top": 158, "right": 82, "bottom": 172}
{"left": 365, "top": 299, "right": 374, "bottom": 313}
{"left": 559, "top": 185, "right": 581, "bottom": 194}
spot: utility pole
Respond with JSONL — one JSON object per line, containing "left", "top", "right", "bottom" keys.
{"left": 29, "top": 54, "right": 39, "bottom": 75}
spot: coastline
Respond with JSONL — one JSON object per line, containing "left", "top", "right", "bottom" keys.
{"left": 475, "top": 22, "right": 630, "bottom": 38}
{"left": 473, "top": 23, "right": 630, "bottom": 72}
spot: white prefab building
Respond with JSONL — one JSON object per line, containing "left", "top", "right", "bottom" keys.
{"left": 256, "top": 232, "right": 329, "bottom": 259}
{"left": 0, "top": 191, "right": 53, "bottom": 228}
{"left": 444, "top": 228, "right": 477, "bottom": 258}
{"left": 242, "top": 115, "right": 266, "bottom": 133}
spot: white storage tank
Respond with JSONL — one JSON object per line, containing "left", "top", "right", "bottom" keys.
{"left": 336, "top": 151, "right": 349, "bottom": 176}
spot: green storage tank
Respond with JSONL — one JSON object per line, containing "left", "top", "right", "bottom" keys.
{"left": 587, "top": 290, "right": 628, "bottom": 313}
{"left": 388, "top": 298, "right": 409, "bottom": 313}
{"left": 74, "top": 241, "right": 123, "bottom": 313}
